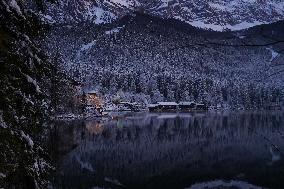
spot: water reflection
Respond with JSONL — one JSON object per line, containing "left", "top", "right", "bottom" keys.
{"left": 86, "top": 121, "right": 104, "bottom": 135}
{"left": 50, "top": 112, "right": 284, "bottom": 189}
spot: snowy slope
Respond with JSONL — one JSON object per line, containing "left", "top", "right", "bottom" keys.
{"left": 144, "top": 0, "right": 284, "bottom": 31}
{"left": 33, "top": 0, "right": 117, "bottom": 24}
{"left": 34, "top": 0, "right": 284, "bottom": 31}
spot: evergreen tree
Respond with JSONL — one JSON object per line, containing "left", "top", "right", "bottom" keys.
{"left": 0, "top": 1, "right": 54, "bottom": 188}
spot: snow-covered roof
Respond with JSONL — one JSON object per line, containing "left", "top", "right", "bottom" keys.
{"left": 157, "top": 102, "right": 178, "bottom": 106}
{"left": 148, "top": 104, "right": 158, "bottom": 108}
{"left": 119, "top": 102, "right": 141, "bottom": 106}
{"left": 86, "top": 90, "right": 98, "bottom": 94}
{"left": 120, "top": 101, "right": 133, "bottom": 105}
{"left": 196, "top": 103, "right": 206, "bottom": 106}
{"left": 179, "top": 101, "right": 196, "bottom": 106}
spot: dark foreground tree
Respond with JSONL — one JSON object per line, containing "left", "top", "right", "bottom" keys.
{"left": 0, "top": 1, "right": 55, "bottom": 188}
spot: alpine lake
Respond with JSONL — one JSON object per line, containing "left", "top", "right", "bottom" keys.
{"left": 49, "top": 111, "right": 284, "bottom": 189}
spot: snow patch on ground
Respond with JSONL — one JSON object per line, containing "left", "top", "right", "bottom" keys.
{"left": 157, "top": 0, "right": 171, "bottom": 9}
{"left": 186, "top": 180, "right": 264, "bottom": 189}
{"left": 80, "top": 40, "right": 96, "bottom": 51}
{"left": 208, "top": 2, "right": 232, "bottom": 12}
{"left": 87, "top": 6, "right": 116, "bottom": 24}
{"left": 173, "top": 15, "right": 185, "bottom": 22}
{"left": 266, "top": 47, "right": 279, "bottom": 61}
{"left": 182, "top": 20, "right": 268, "bottom": 31}
{"left": 273, "top": 2, "right": 284, "bottom": 14}
{"left": 113, "top": 0, "right": 133, "bottom": 8}
{"left": 41, "top": 14, "right": 56, "bottom": 24}
{"left": 105, "top": 26, "right": 125, "bottom": 35}
{"left": 105, "top": 0, "right": 140, "bottom": 8}
{"left": 75, "top": 40, "right": 96, "bottom": 60}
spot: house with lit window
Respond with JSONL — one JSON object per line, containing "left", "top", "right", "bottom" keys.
{"left": 85, "top": 90, "right": 104, "bottom": 114}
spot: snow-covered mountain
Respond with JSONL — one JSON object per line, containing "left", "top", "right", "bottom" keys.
{"left": 40, "top": 12, "right": 284, "bottom": 109}
{"left": 142, "top": 0, "right": 284, "bottom": 31}
{"left": 36, "top": 0, "right": 284, "bottom": 31}
{"left": 30, "top": 0, "right": 116, "bottom": 24}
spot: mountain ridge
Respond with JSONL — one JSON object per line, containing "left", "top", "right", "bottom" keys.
{"left": 31, "top": 0, "right": 284, "bottom": 31}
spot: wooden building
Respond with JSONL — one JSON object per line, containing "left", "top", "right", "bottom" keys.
{"left": 148, "top": 102, "right": 178, "bottom": 112}
{"left": 148, "top": 101, "right": 208, "bottom": 112}
{"left": 157, "top": 102, "right": 179, "bottom": 112}
{"left": 179, "top": 102, "right": 196, "bottom": 112}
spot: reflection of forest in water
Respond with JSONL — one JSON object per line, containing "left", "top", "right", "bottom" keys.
{"left": 50, "top": 112, "right": 284, "bottom": 189}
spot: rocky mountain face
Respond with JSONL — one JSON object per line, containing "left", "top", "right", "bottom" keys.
{"left": 33, "top": 0, "right": 284, "bottom": 31}
{"left": 141, "top": 0, "right": 284, "bottom": 31}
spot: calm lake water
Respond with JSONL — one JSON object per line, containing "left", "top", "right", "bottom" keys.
{"left": 49, "top": 111, "right": 284, "bottom": 189}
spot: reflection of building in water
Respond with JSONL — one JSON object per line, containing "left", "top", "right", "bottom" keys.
{"left": 79, "top": 89, "right": 104, "bottom": 115}
{"left": 85, "top": 121, "right": 104, "bottom": 135}
{"left": 116, "top": 119, "right": 124, "bottom": 129}
{"left": 51, "top": 121, "right": 87, "bottom": 156}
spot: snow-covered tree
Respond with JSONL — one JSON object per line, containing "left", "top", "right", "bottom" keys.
{"left": 0, "top": 1, "right": 57, "bottom": 188}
